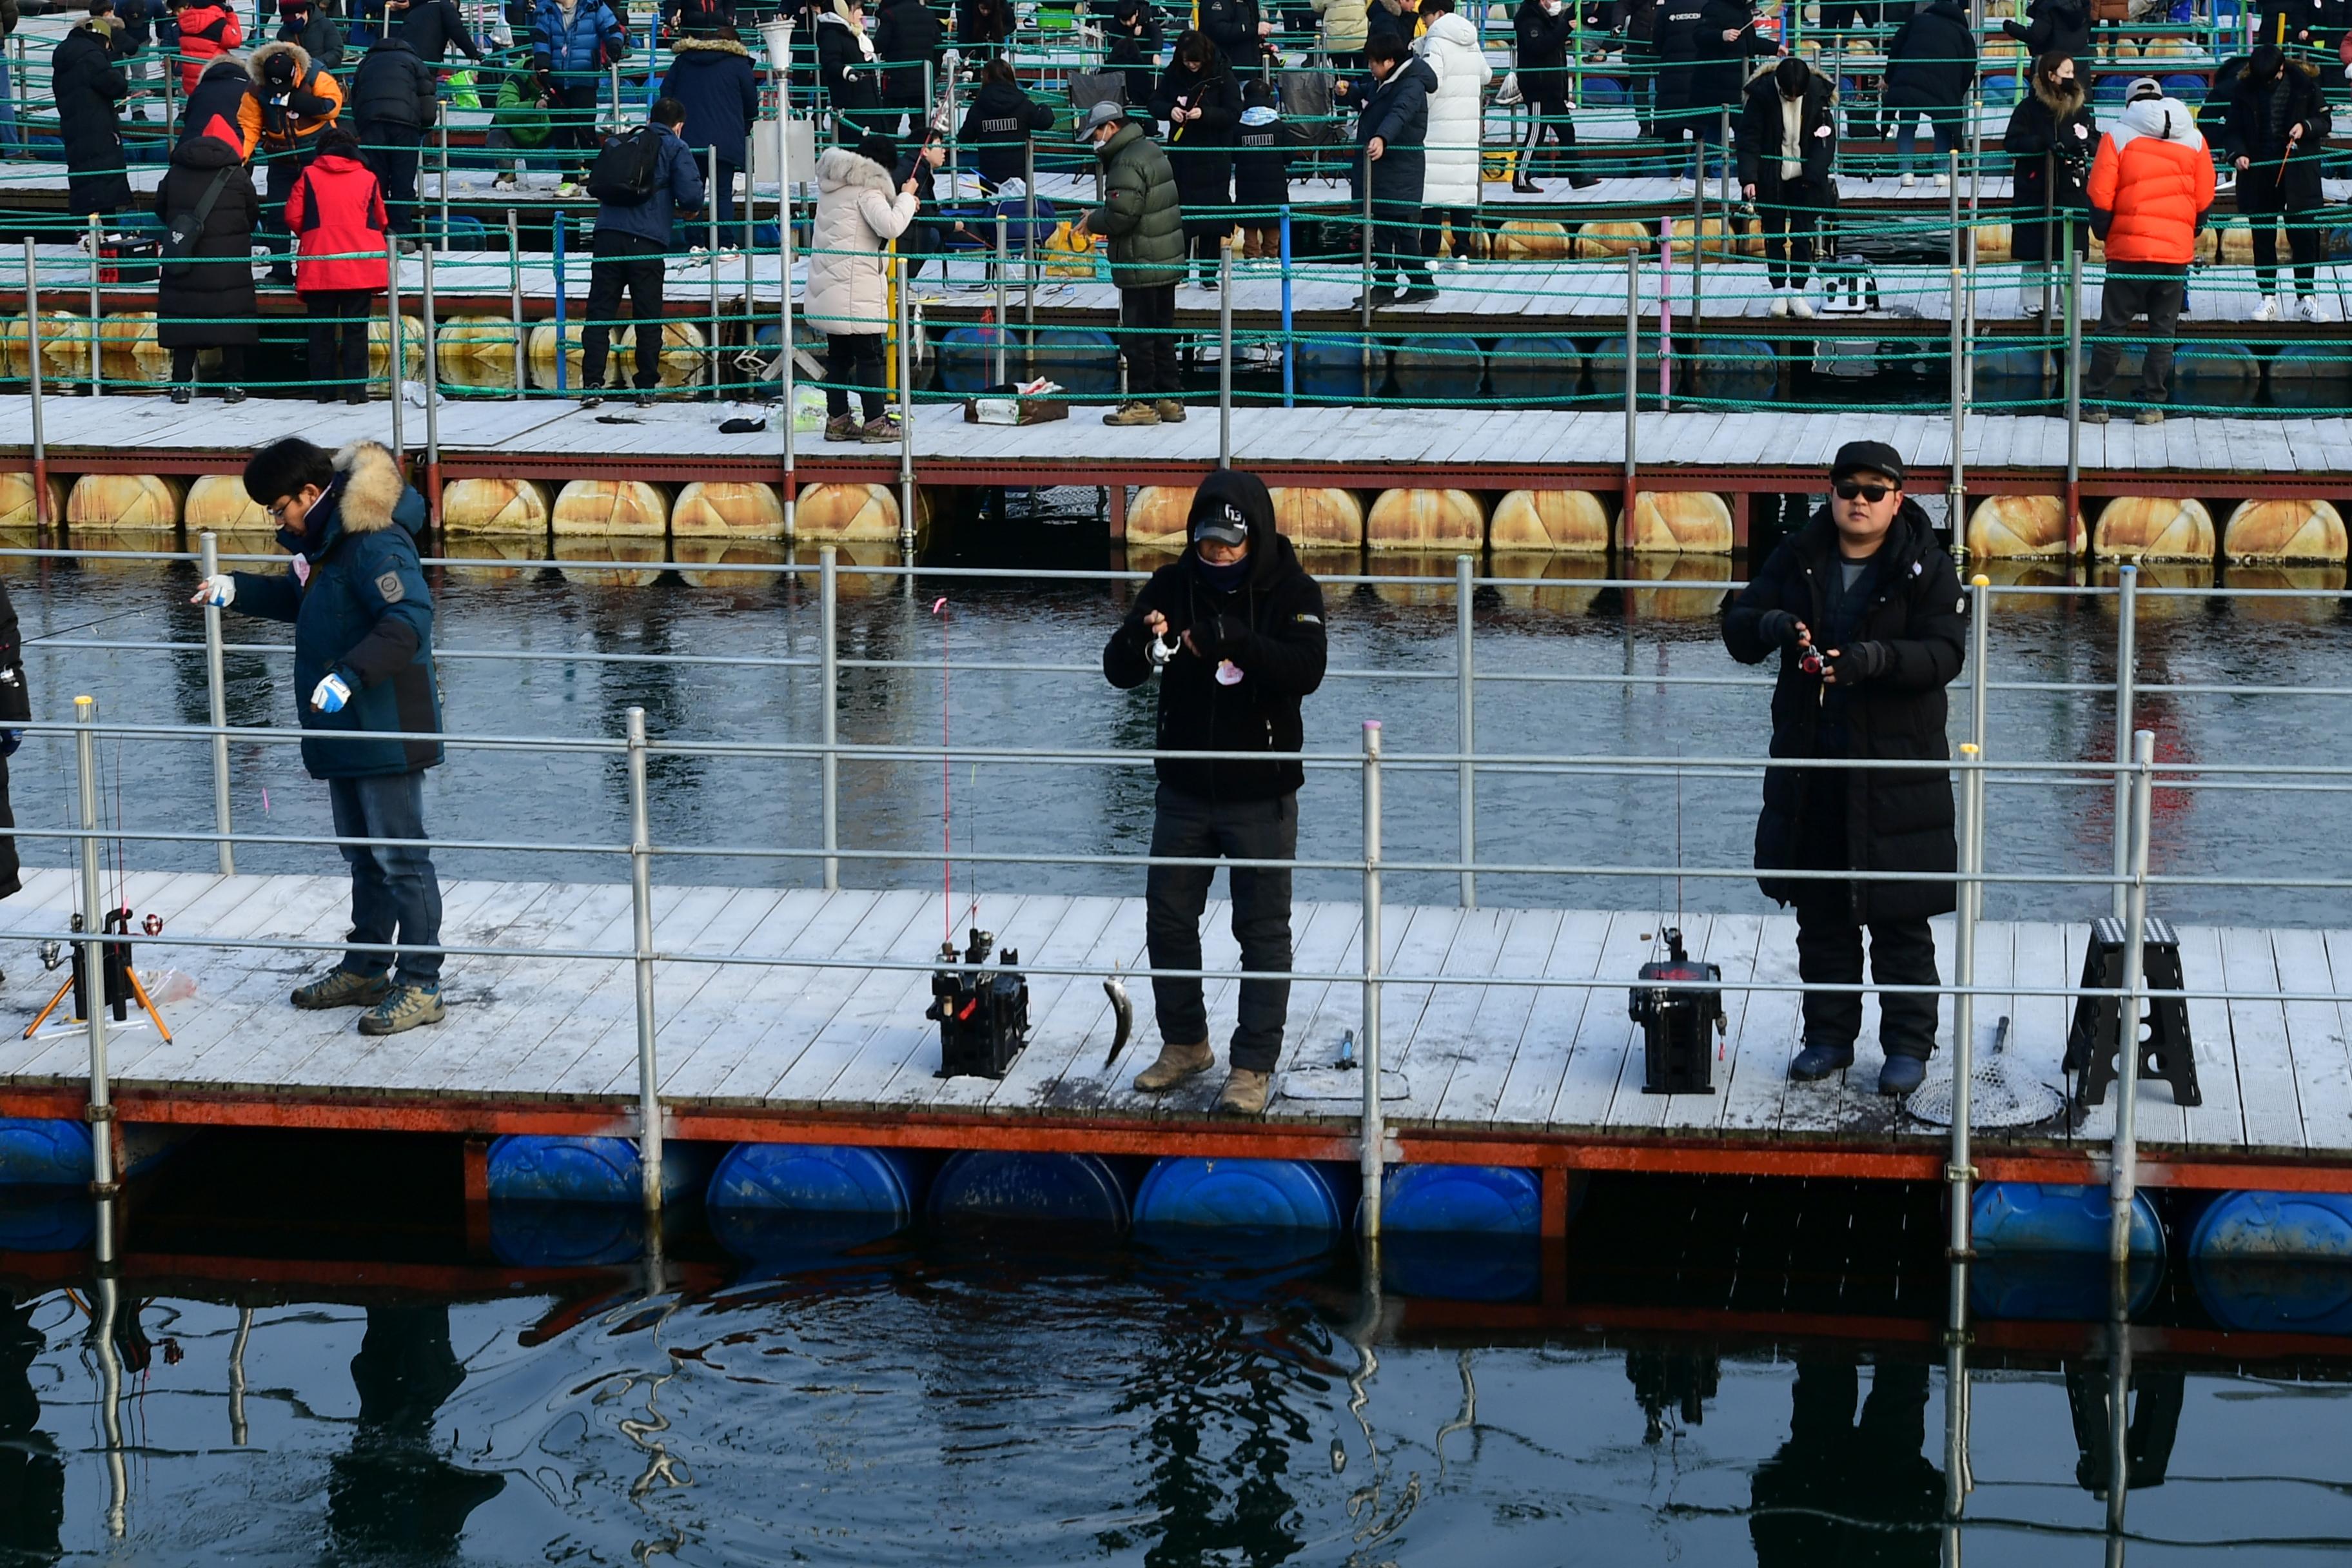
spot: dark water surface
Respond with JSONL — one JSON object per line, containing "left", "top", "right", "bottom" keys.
{"left": 8, "top": 522, "right": 2352, "bottom": 925}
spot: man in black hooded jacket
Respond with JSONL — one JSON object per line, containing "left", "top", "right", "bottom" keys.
{"left": 1722, "top": 440, "right": 1965, "bottom": 1098}
{"left": 1104, "top": 470, "right": 1329, "bottom": 1115}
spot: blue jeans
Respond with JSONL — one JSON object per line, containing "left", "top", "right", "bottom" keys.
{"left": 1893, "top": 110, "right": 1959, "bottom": 175}
{"left": 328, "top": 770, "right": 444, "bottom": 987}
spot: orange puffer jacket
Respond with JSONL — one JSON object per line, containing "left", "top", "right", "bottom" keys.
{"left": 2086, "top": 95, "right": 2216, "bottom": 264}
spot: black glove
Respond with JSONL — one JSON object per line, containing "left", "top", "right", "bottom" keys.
{"left": 1756, "top": 608, "right": 1802, "bottom": 648}
{"left": 1186, "top": 613, "right": 1224, "bottom": 663}
{"left": 1827, "top": 641, "right": 1890, "bottom": 683}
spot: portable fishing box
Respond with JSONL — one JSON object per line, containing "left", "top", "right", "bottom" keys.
{"left": 1628, "top": 927, "right": 1723, "bottom": 1095}
{"left": 930, "top": 927, "right": 1031, "bottom": 1079}
{"left": 97, "top": 235, "right": 160, "bottom": 286}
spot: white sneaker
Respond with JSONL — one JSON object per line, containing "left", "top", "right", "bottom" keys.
{"left": 1673, "top": 177, "right": 1694, "bottom": 195}
{"left": 2299, "top": 296, "right": 2324, "bottom": 323}
{"left": 1787, "top": 291, "right": 1815, "bottom": 319}
{"left": 1934, "top": 172, "right": 1950, "bottom": 188}
{"left": 1768, "top": 290, "right": 1791, "bottom": 318}
{"left": 491, "top": 172, "right": 518, "bottom": 190}
{"left": 1899, "top": 172, "right": 1917, "bottom": 187}
{"left": 2251, "top": 295, "right": 2280, "bottom": 323}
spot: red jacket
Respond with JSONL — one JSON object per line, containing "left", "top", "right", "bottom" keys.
{"left": 284, "top": 153, "right": 389, "bottom": 295}
{"left": 171, "top": 1, "right": 243, "bottom": 95}
{"left": 2086, "top": 96, "right": 2216, "bottom": 266}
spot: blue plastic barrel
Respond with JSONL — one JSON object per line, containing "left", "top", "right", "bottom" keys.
{"left": 1134, "top": 1157, "right": 1345, "bottom": 1231}
{"left": 2159, "top": 73, "right": 2206, "bottom": 104}
{"left": 1026, "top": 326, "right": 1122, "bottom": 397}
{"left": 2190, "top": 1190, "right": 2352, "bottom": 1260}
{"left": 1696, "top": 337, "right": 1779, "bottom": 402}
{"left": 1382, "top": 1164, "right": 1543, "bottom": 1234}
{"left": 1292, "top": 333, "right": 1382, "bottom": 402}
{"left": 1971, "top": 1181, "right": 2164, "bottom": 1256}
{"left": 485, "top": 1135, "right": 715, "bottom": 1206}
{"left": 926, "top": 1150, "right": 1133, "bottom": 1229}
{"left": 1386, "top": 334, "right": 1485, "bottom": 402}
{"left": 707, "top": 1143, "right": 928, "bottom": 1221}
{"left": 1485, "top": 335, "right": 1583, "bottom": 406}
{"left": 487, "top": 1200, "right": 645, "bottom": 1268}
{"left": 0, "top": 1194, "right": 95, "bottom": 1252}
{"left": 1971, "top": 1253, "right": 2163, "bottom": 1321}
{"left": 2171, "top": 340, "right": 2259, "bottom": 399}
{"left": 2192, "top": 1258, "right": 2352, "bottom": 1335}
{"left": 934, "top": 325, "right": 1021, "bottom": 394}
{"left": 2265, "top": 343, "right": 2352, "bottom": 409}
{"left": 0, "top": 1120, "right": 98, "bottom": 1188}
{"left": 1383, "top": 1234, "right": 1542, "bottom": 1302}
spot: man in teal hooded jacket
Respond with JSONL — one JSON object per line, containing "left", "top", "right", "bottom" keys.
{"left": 190, "top": 436, "right": 449, "bottom": 1037}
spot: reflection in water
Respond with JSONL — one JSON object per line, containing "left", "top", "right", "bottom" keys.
{"left": 0, "top": 1293, "right": 63, "bottom": 1563}
{"left": 1627, "top": 1349, "right": 1720, "bottom": 1446}
{"left": 324, "top": 1306, "right": 505, "bottom": 1564}
{"left": 1749, "top": 1359, "right": 1941, "bottom": 1567}
{"left": 2064, "top": 1362, "right": 2185, "bottom": 1496}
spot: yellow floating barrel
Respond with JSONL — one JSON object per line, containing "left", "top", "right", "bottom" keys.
{"left": 552, "top": 478, "right": 668, "bottom": 538}
{"left": 98, "top": 311, "right": 170, "bottom": 384}
{"left": 1367, "top": 488, "right": 1485, "bottom": 553}
{"left": 1663, "top": 214, "right": 1759, "bottom": 260}
{"left": 1489, "top": 219, "right": 1574, "bottom": 262}
{"left": 1491, "top": 489, "right": 1609, "bottom": 552}
{"left": 442, "top": 476, "right": 552, "bottom": 536}
{"left": 1576, "top": 219, "right": 1652, "bottom": 259}
{"left": 0, "top": 474, "right": 65, "bottom": 529}
{"left": 1622, "top": 490, "right": 1733, "bottom": 553}
{"left": 2222, "top": 497, "right": 2348, "bottom": 563}
{"left": 1627, "top": 551, "right": 1733, "bottom": 619}
{"left": 366, "top": 314, "right": 428, "bottom": 384}
{"left": 794, "top": 482, "right": 927, "bottom": 544}
{"left": 2092, "top": 560, "right": 2204, "bottom": 620}
{"left": 1486, "top": 551, "right": 1608, "bottom": 614}
{"left": 553, "top": 537, "right": 665, "bottom": 588}
{"left": 1, "top": 309, "right": 88, "bottom": 381}
{"left": 184, "top": 472, "right": 271, "bottom": 531}
{"left": 1966, "top": 493, "right": 2083, "bottom": 557}
{"left": 674, "top": 537, "right": 788, "bottom": 594}
{"left": 436, "top": 313, "right": 520, "bottom": 360}
{"left": 1125, "top": 484, "right": 1195, "bottom": 547}
{"left": 672, "top": 480, "right": 786, "bottom": 540}
{"left": 618, "top": 319, "right": 709, "bottom": 390}
{"left": 67, "top": 473, "right": 182, "bottom": 534}
{"left": 1268, "top": 487, "right": 1364, "bottom": 548}
{"left": 1970, "top": 224, "right": 2012, "bottom": 263}
{"left": 2093, "top": 495, "right": 2214, "bottom": 562}
{"left": 2224, "top": 562, "right": 2348, "bottom": 621}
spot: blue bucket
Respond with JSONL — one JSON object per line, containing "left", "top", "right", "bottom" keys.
{"left": 1971, "top": 1182, "right": 2164, "bottom": 1256}
{"left": 1382, "top": 1164, "right": 1544, "bottom": 1235}
{"left": 707, "top": 1143, "right": 927, "bottom": 1222}
{"left": 487, "top": 1199, "right": 645, "bottom": 1268}
{"left": 1134, "top": 1157, "right": 1346, "bottom": 1231}
{"left": 2190, "top": 1190, "right": 2352, "bottom": 1261}
{"left": 926, "top": 1150, "right": 1133, "bottom": 1229}
{"left": 2191, "top": 1258, "right": 2352, "bottom": 1334}
{"left": 485, "top": 1135, "right": 714, "bottom": 1206}
{"left": 1971, "top": 1253, "right": 2163, "bottom": 1321}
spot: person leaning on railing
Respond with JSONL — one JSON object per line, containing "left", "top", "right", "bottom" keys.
{"left": 190, "top": 438, "right": 450, "bottom": 1040}
{"left": 1721, "top": 440, "right": 1966, "bottom": 1101}
{"left": 816, "top": 0, "right": 888, "bottom": 140}
{"left": 1077, "top": 99, "right": 1188, "bottom": 425}
{"left": 1102, "top": 469, "right": 1329, "bottom": 1118}
{"left": 54, "top": 1, "right": 136, "bottom": 219}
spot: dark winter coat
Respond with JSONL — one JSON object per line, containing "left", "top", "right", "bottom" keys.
{"left": 1689, "top": 0, "right": 1772, "bottom": 113}
{"left": 1515, "top": 0, "right": 1574, "bottom": 100}
{"left": 394, "top": 0, "right": 482, "bottom": 61}
{"left": 660, "top": 34, "right": 760, "bottom": 165}
{"left": 1735, "top": 72, "right": 1835, "bottom": 199}
{"left": 244, "top": 40, "right": 346, "bottom": 159}
{"left": 154, "top": 130, "right": 260, "bottom": 349}
{"left": 958, "top": 74, "right": 1054, "bottom": 187}
{"left": 814, "top": 8, "right": 881, "bottom": 122}
{"left": 2258, "top": 0, "right": 2324, "bottom": 48}
{"left": 1351, "top": 52, "right": 1433, "bottom": 205}
{"left": 1233, "top": 108, "right": 1290, "bottom": 208}
{"left": 0, "top": 578, "right": 25, "bottom": 899}
{"left": 956, "top": 0, "right": 1012, "bottom": 55}
{"left": 2001, "top": 0, "right": 2087, "bottom": 63}
{"left": 2226, "top": 55, "right": 2328, "bottom": 208}
{"left": 279, "top": 8, "right": 346, "bottom": 68}
{"left": 2005, "top": 75, "right": 2093, "bottom": 262}
{"left": 1103, "top": 0, "right": 1162, "bottom": 104}
{"left": 349, "top": 36, "right": 440, "bottom": 128}
{"left": 1885, "top": 0, "right": 1975, "bottom": 110}
{"left": 1086, "top": 118, "right": 1186, "bottom": 286}
{"left": 54, "top": 22, "right": 133, "bottom": 216}
{"left": 1199, "top": 0, "right": 1264, "bottom": 70}
{"left": 1721, "top": 501, "right": 1965, "bottom": 923}
{"left": 1150, "top": 59, "right": 1241, "bottom": 212}
{"left": 178, "top": 57, "right": 255, "bottom": 158}
{"left": 1103, "top": 471, "right": 1329, "bottom": 803}
{"left": 228, "top": 441, "right": 444, "bottom": 781}
{"left": 874, "top": 0, "right": 943, "bottom": 103}
{"left": 590, "top": 121, "right": 706, "bottom": 242}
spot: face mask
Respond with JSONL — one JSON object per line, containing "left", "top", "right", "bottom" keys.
{"left": 1193, "top": 551, "right": 1250, "bottom": 591}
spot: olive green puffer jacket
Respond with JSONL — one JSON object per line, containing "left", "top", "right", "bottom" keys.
{"left": 1088, "top": 120, "right": 1186, "bottom": 289}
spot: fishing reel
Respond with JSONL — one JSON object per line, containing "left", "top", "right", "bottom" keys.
{"left": 1147, "top": 632, "right": 1181, "bottom": 671}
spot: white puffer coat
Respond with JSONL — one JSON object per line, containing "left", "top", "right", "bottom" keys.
{"left": 805, "top": 145, "right": 918, "bottom": 335}
{"left": 1413, "top": 10, "right": 1492, "bottom": 206}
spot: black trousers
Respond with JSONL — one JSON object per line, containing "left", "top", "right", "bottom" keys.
{"left": 2086, "top": 262, "right": 2187, "bottom": 407}
{"left": 1795, "top": 902, "right": 1940, "bottom": 1061}
{"left": 556, "top": 80, "right": 603, "bottom": 175}
{"left": 0, "top": 754, "right": 19, "bottom": 899}
{"left": 1371, "top": 199, "right": 1431, "bottom": 289}
{"left": 1184, "top": 219, "right": 1231, "bottom": 279}
{"left": 360, "top": 121, "right": 424, "bottom": 235}
{"left": 305, "top": 288, "right": 373, "bottom": 398}
{"left": 1115, "top": 282, "right": 1181, "bottom": 398}
{"left": 1516, "top": 92, "right": 1576, "bottom": 179}
{"left": 1145, "top": 784, "right": 1298, "bottom": 1072}
{"left": 823, "top": 331, "right": 885, "bottom": 420}
{"left": 262, "top": 146, "right": 315, "bottom": 242}
{"left": 581, "top": 231, "right": 665, "bottom": 391}
{"left": 1760, "top": 178, "right": 1828, "bottom": 288}
{"left": 169, "top": 344, "right": 246, "bottom": 386}
{"left": 2237, "top": 164, "right": 2322, "bottom": 296}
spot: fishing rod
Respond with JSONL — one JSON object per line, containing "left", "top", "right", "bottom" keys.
{"left": 26, "top": 605, "right": 171, "bottom": 645}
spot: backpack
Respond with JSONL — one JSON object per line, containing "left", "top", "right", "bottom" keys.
{"left": 586, "top": 126, "right": 665, "bottom": 203}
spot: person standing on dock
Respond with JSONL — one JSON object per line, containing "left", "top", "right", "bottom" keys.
{"left": 1075, "top": 99, "right": 1188, "bottom": 425}
{"left": 2081, "top": 75, "right": 2212, "bottom": 424}
{"left": 1103, "top": 470, "right": 1329, "bottom": 1117}
{"left": 2224, "top": 46, "right": 2329, "bottom": 323}
{"left": 189, "top": 437, "right": 449, "bottom": 1038}
{"left": 580, "top": 96, "right": 705, "bottom": 405}
{"left": 808, "top": 132, "right": 918, "bottom": 440}
{"left": 350, "top": 29, "right": 440, "bottom": 239}
{"left": 531, "top": 0, "right": 630, "bottom": 193}
{"left": 54, "top": 2, "right": 137, "bottom": 220}
{"left": 1339, "top": 29, "right": 1437, "bottom": 308}
{"left": 1736, "top": 54, "right": 1835, "bottom": 318}
{"left": 661, "top": 20, "right": 761, "bottom": 249}
{"left": 1721, "top": 440, "right": 1965, "bottom": 1099}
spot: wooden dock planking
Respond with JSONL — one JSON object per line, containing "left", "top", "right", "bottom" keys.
{"left": 1429, "top": 906, "right": 1566, "bottom": 1131}
{"left": 1488, "top": 909, "right": 1608, "bottom": 1130}
{"left": 662, "top": 888, "right": 888, "bottom": 1101}
{"left": 2221, "top": 925, "right": 2308, "bottom": 1153}
{"left": 712, "top": 888, "right": 936, "bottom": 1104}
{"left": 626, "top": 887, "right": 837, "bottom": 1099}
{"left": 2277, "top": 927, "right": 2352, "bottom": 1152}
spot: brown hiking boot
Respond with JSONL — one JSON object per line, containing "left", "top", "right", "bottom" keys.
{"left": 1133, "top": 1039, "right": 1212, "bottom": 1092}
{"left": 1153, "top": 398, "right": 1187, "bottom": 423}
{"left": 1102, "top": 400, "right": 1161, "bottom": 427}
{"left": 823, "top": 413, "right": 860, "bottom": 442}
{"left": 859, "top": 413, "right": 903, "bottom": 442}
{"left": 1217, "top": 1068, "right": 1272, "bottom": 1115}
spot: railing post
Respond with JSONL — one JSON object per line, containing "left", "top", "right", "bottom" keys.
{"left": 1360, "top": 719, "right": 1385, "bottom": 1239}
{"left": 708, "top": 142, "right": 723, "bottom": 399}
{"left": 1968, "top": 573, "right": 1990, "bottom": 920}
{"left": 992, "top": 210, "right": 1010, "bottom": 386}
{"left": 896, "top": 253, "right": 916, "bottom": 554}
{"left": 507, "top": 207, "right": 525, "bottom": 397}
{"left": 2066, "top": 235, "right": 2083, "bottom": 525}
{"left": 199, "top": 533, "right": 235, "bottom": 874}
{"left": 553, "top": 213, "right": 569, "bottom": 393}
{"left": 1359, "top": 174, "right": 1373, "bottom": 348}
{"left": 2110, "top": 729, "right": 2156, "bottom": 1266}
{"left": 84, "top": 211, "right": 101, "bottom": 398}
{"left": 2112, "top": 562, "right": 2137, "bottom": 919}
{"left": 1622, "top": 244, "right": 1638, "bottom": 520}
{"left": 1947, "top": 149, "right": 1966, "bottom": 549}
{"left": 1456, "top": 552, "right": 1475, "bottom": 910}
{"left": 74, "top": 698, "right": 117, "bottom": 1222}
{"left": 387, "top": 237, "right": 406, "bottom": 463}
{"left": 819, "top": 544, "right": 839, "bottom": 891}
{"left": 1950, "top": 740, "right": 1979, "bottom": 1257}
{"left": 624, "top": 705, "right": 664, "bottom": 1215}
{"left": 1217, "top": 237, "right": 1233, "bottom": 468}
{"left": 1279, "top": 206, "right": 1294, "bottom": 408}
{"left": 436, "top": 102, "right": 451, "bottom": 251}
{"left": 23, "top": 237, "right": 50, "bottom": 527}
{"left": 420, "top": 239, "right": 442, "bottom": 527}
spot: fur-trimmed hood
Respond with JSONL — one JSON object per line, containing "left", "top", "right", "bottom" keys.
{"left": 250, "top": 39, "right": 313, "bottom": 82}
{"left": 816, "top": 142, "right": 896, "bottom": 194}
{"left": 2034, "top": 74, "right": 2084, "bottom": 118}
{"left": 670, "top": 32, "right": 749, "bottom": 54}
{"left": 333, "top": 440, "right": 409, "bottom": 534}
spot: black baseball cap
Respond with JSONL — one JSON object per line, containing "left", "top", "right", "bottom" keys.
{"left": 1830, "top": 440, "right": 1905, "bottom": 488}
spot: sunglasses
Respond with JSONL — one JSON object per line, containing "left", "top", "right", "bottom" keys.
{"left": 1833, "top": 480, "right": 1893, "bottom": 504}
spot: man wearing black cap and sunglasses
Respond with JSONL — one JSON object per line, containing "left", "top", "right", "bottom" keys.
{"left": 1103, "top": 470, "right": 1329, "bottom": 1115}
{"left": 1723, "top": 440, "right": 1966, "bottom": 1097}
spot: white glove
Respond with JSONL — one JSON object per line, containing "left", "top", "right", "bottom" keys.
{"left": 310, "top": 672, "right": 352, "bottom": 714}
{"left": 189, "top": 574, "right": 235, "bottom": 608}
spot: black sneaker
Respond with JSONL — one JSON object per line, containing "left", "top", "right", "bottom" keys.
{"left": 1393, "top": 285, "right": 1440, "bottom": 306}
{"left": 1348, "top": 289, "right": 1401, "bottom": 312}
{"left": 633, "top": 391, "right": 654, "bottom": 408}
